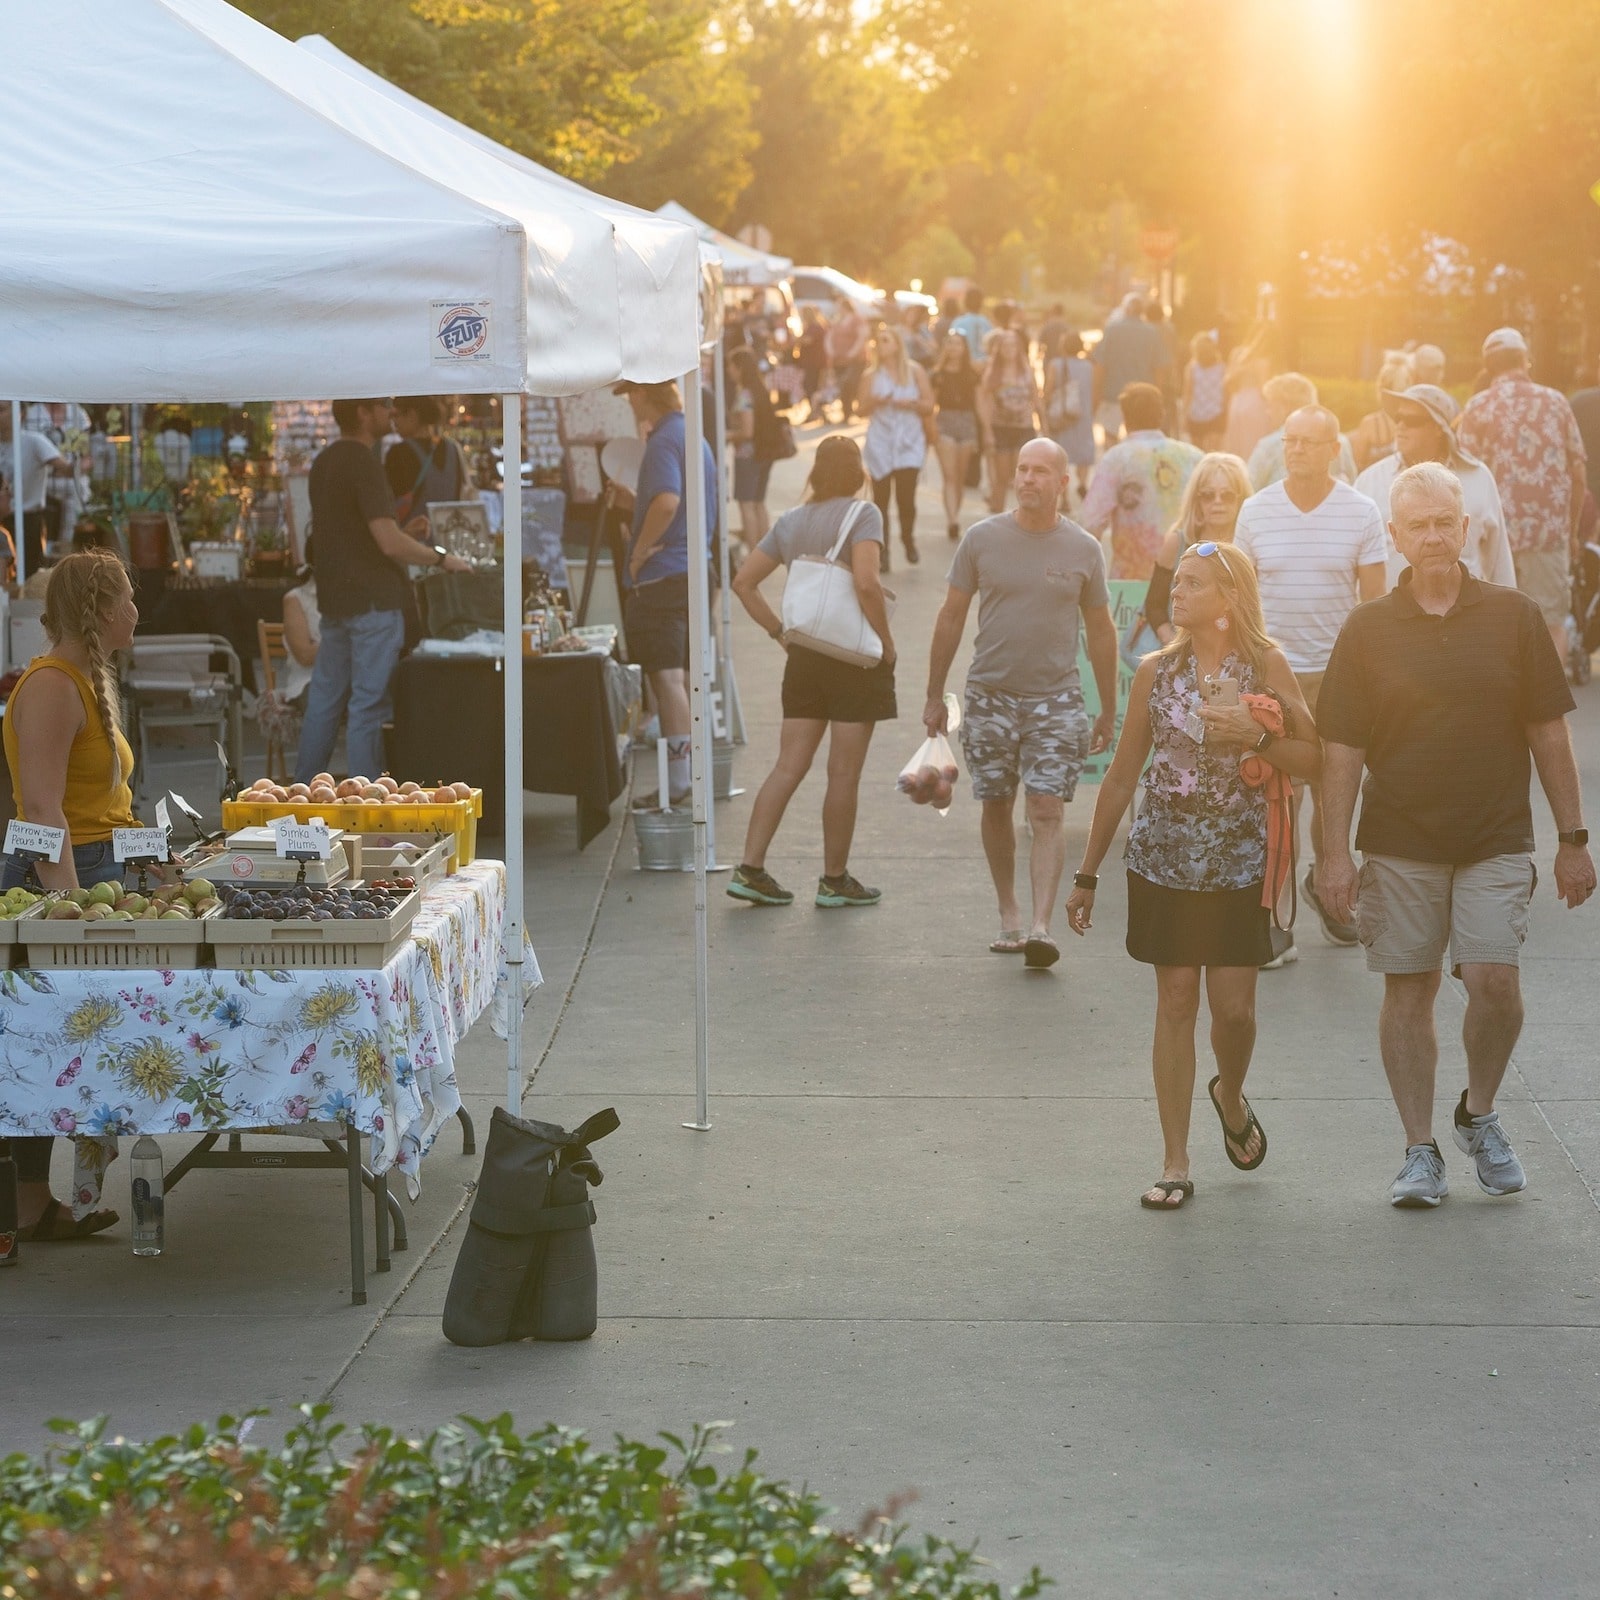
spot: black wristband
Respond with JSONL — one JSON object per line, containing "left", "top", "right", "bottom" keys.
{"left": 1254, "top": 727, "right": 1276, "bottom": 753}
{"left": 1074, "top": 871, "right": 1099, "bottom": 891}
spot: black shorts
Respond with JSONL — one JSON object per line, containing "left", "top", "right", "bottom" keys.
{"left": 781, "top": 646, "right": 897, "bottom": 723}
{"left": 625, "top": 574, "right": 690, "bottom": 673}
{"left": 1124, "top": 871, "right": 1272, "bottom": 968}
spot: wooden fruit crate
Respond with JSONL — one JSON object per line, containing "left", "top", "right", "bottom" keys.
{"left": 14, "top": 902, "right": 213, "bottom": 970}
{"left": 205, "top": 889, "right": 422, "bottom": 970}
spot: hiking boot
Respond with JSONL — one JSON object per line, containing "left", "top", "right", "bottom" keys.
{"left": 1390, "top": 1142, "right": 1448, "bottom": 1208}
{"left": 1305, "top": 868, "right": 1358, "bottom": 946}
{"left": 1451, "top": 1094, "right": 1527, "bottom": 1195}
{"left": 815, "top": 872, "right": 882, "bottom": 908}
{"left": 726, "top": 865, "right": 793, "bottom": 907}
{"left": 1260, "top": 925, "right": 1298, "bottom": 970}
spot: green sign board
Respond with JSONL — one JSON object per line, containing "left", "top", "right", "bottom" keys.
{"left": 1077, "top": 579, "right": 1151, "bottom": 782}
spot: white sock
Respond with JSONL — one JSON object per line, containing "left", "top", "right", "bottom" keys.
{"left": 667, "top": 737, "right": 691, "bottom": 796}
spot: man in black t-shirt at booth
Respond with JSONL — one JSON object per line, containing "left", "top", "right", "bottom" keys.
{"left": 1316, "top": 462, "right": 1595, "bottom": 1209}
{"left": 294, "top": 398, "right": 471, "bottom": 784}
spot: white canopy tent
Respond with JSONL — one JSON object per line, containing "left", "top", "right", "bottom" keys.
{"left": 0, "top": 0, "right": 713, "bottom": 1124}
{"left": 656, "top": 201, "right": 794, "bottom": 288}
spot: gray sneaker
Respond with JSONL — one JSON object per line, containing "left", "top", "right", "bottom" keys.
{"left": 1391, "top": 1142, "right": 1449, "bottom": 1208}
{"left": 1451, "top": 1099, "right": 1527, "bottom": 1196}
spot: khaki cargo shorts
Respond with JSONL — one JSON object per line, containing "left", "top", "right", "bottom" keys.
{"left": 1356, "top": 853, "right": 1536, "bottom": 976}
{"left": 1513, "top": 548, "right": 1571, "bottom": 627}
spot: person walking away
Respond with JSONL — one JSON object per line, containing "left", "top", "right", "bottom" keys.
{"left": 1091, "top": 294, "right": 1166, "bottom": 445}
{"left": 1408, "top": 343, "right": 1446, "bottom": 387}
{"left": 902, "top": 303, "right": 937, "bottom": 368}
{"left": 932, "top": 295, "right": 960, "bottom": 349}
{"left": 1221, "top": 324, "right": 1275, "bottom": 461}
{"left": 826, "top": 297, "right": 869, "bottom": 422}
{"left": 859, "top": 327, "right": 933, "bottom": 569}
{"left": 1232, "top": 404, "right": 1387, "bottom": 949}
{"left": 931, "top": 334, "right": 980, "bottom": 541}
{"left": 1457, "top": 327, "right": 1588, "bottom": 667}
{"left": 0, "top": 410, "right": 79, "bottom": 576}
{"left": 2, "top": 550, "right": 143, "bottom": 1241}
{"left": 1354, "top": 384, "right": 1514, "bottom": 589}
{"left": 1142, "top": 452, "right": 1253, "bottom": 646}
{"left": 1247, "top": 373, "right": 1358, "bottom": 490}
{"left": 949, "top": 287, "right": 993, "bottom": 365}
{"left": 1078, "top": 384, "right": 1203, "bottom": 581}
{"left": 1347, "top": 352, "right": 1414, "bottom": 474}
{"left": 1037, "top": 304, "right": 1070, "bottom": 368}
{"left": 1045, "top": 332, "right": 1096, "bottom": 501}
{"left": 1315, "top": 462, "right": 1595, "bottom": 1207}
{"left": 924, "top": 440, "right": 1118, "bottom": 968}
{"left": 1181, "top": 331, "right": 1228, "bottom": 451}
{"left": 727, "top": 437, "right": 896, "bottom": 909}
{"left": 385, "top": 396, "right": 473, "bottom": 525}
{"left": 1066, "top": 542, "right": 1320, "bottom": 1208}
{"left": 980, "top": 329, "right": 1041, "bottom": 514}
{"left": 295, "top": 399, "right": 470, "bottom": 784}
{"left": 727, "top": 348, "right": 781, "bottom": 552}
{"left": 613, "top": 379, "right": 719, "bottom": 806}
{"left": 1144, "top": 300, "right": 1180, "bottom": 417}
{"left": 797, "top": 308, "right": 830, "bottom": 424}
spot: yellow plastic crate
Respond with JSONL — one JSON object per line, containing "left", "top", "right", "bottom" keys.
{"left": 221, "top": 790, "right": 480, "bottom": 871}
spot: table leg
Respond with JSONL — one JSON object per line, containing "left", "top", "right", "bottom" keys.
{"left": 373, "top": 1159, "right": 391, "bottom": 1274}
{"left": 344, "top": 1126, "right": 366, "bottom": 1306}
{"left": 456, "top": 1105, "right": 476, "bottom": 1155}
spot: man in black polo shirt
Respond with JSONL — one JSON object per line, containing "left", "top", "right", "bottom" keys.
{"left": 1317, "top": 462, "right": 1595, "bottom": 1208}
{"left": 294, "top": 398, "right": 470, "bottom": 783}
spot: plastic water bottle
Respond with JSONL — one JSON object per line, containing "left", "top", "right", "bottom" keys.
{"left": 0, "top": 1142, "right": 19, "bottom": 1267}
{"left": 130, "top": 1136, "right": 164, "bottom": 1257}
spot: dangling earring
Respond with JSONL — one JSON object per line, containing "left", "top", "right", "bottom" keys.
{"left": 1216, "top": 615, "right": 1230, "bottom": 631}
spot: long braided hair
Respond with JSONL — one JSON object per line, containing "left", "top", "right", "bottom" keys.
{"left": 41, "top": 549, "right": 129, "bottom": 791}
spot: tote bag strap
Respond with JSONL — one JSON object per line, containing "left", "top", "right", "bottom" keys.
{"left": 825, "top": 499, "right": 869, "bottom": 565}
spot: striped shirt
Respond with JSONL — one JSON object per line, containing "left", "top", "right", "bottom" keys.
{"left": 1232, "top": 479, "right": 1388, "bottom": 673}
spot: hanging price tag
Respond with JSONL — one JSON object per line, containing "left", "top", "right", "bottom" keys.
{"left": 4, "top": 820, "right": 66, "bottom": 863}
{"left": 168, "top": 791, "right": 205, "bottom": 825}
{"left": 113, "top": 827, "right": 170, "bottom": 864}
{"left": 155, "top": 798, "right": 173, "bottom": 837}
{"left": 273, "top": 822, "right": 333, "bottom": 861}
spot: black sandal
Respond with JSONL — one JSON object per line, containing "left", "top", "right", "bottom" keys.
{"left": 1023, "top": 934, "right": 1060, "bottom": 970}
{"left": 1208, "top": 1076, "right": 1268, "bottom": 1171}
{"left": 1140, "top": 1179, "right": 1194, "bottom": 1210}
{"left": 18, "top": 1199, "right": 119, "bottom": 1243}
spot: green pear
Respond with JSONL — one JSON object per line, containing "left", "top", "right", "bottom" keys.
{"left": 47, "top": 902, "right": 84, "bottom": 920}
{"left": 67, "top": 887, "right": 92, "bottom": 907}
{"left": 183, "top": 878, "right": 216, "bottom": 906}
{"left": 87, "top": 882, "right": 118, "bottom": 907}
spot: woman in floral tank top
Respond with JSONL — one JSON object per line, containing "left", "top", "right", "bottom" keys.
{"left": 1065, "top": 542, "right": 1321, "bottom": 1210}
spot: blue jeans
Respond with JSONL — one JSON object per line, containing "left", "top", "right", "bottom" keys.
{"left": 293, "top": 608, "right": 406, "bottom": 782}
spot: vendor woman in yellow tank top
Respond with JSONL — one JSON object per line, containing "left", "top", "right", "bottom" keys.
{"left": 3, "top": 549, "right": 139, "bottom": 1241}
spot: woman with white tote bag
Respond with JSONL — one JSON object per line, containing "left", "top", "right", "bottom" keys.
{"left": 728, "top": 436, "right": 897, "bottom": 910}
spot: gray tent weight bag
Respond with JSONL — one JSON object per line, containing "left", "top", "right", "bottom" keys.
{"left": 442, "top": 1105, "right": 620, "bottom": 1347}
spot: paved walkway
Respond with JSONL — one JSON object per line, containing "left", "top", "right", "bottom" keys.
{"left": 5, "top": 430, "right": 1598, "bottom": 1596}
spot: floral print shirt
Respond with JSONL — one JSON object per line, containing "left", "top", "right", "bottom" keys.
{"left": 1124, "top": 649, "right": 1270, "bottom": 893}
{"left": 1457, "top": 375, "right": 1586, "bottom": 555}
{"left": 1079, "top": 430, "right": 1204, "bottom": 580}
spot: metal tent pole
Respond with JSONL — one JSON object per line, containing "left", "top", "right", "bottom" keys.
{"left": 682, "top": 365, "right": 712, "bottom": 1132}
{"left": 10, "top": 403, "right": 24, "bottom": 589}
{"left": 712, "top": 341, "right": 745, "bottom": 745}
{"left": 502, "top": 394, "right": 525, "bottom": 1115}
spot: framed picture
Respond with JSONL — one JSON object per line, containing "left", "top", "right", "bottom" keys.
{"left": 426, "top": 500, "right": 495, "bottom": 565}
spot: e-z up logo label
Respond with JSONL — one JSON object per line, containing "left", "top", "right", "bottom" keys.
{"left": 432, "top": 300, "right": 493, "bottom": 363}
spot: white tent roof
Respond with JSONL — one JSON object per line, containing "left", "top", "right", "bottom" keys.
{"left": 0, "top": 0, "right": 699, "bottom": 401}
{"left": 655, "top": 202, "right": 793, "bottom": 288}
{"left": 295, "top": 34, "right": 702, "bottom": 382}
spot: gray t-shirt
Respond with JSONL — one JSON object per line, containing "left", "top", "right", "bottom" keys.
{"left": 758, "top": 498, "right": 884, "bottom": 567}
{"left": 947, "top": 513, "right": 1109, "bottom": 696}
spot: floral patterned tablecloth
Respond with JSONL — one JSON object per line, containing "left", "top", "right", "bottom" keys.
{"left": 0, "top": 861, "right": 532, "bottom": 1215}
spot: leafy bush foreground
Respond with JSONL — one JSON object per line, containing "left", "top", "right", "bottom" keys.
{"left": 0, "top": 1409, "right": 1051, "bottom": 1600}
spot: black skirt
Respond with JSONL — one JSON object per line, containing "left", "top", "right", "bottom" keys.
{"left": 781, "top": 645, "right": 897, "bottom": 723}
{"left": 1124, "top": 870, "right": 1273, "bottom": 968}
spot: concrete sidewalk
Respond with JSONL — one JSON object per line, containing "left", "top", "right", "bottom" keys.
{"left": 5, "top": 433, "right": 1598, "bottom": 1597}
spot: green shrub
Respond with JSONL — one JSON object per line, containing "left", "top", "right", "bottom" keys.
{"left": 0, "top": 1410, "right": 1052, "bottom": 1600}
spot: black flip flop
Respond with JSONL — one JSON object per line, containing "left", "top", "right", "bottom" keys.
{"left": 1140, "top": 1179, "right": 1194, "bottom": 1210}
{"left": 18, "top": 1199, "right": 119, "bottom": 1243}
{"left": 1208, "top": 1075, "right": 1268, "bottom": 1171}
{"left": 1023, "top": 935, "right": 1060, "bottom": 970}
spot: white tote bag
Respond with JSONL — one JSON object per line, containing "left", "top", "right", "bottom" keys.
{"left": 780, "top": 501, "right": 896, "bottom": 667}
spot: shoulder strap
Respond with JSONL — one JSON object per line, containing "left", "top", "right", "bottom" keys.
{"left": 826, "top": 499, "right": 868, "bottom": 563}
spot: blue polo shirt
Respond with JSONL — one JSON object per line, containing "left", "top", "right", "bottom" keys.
{"left": 628, "top": 411, "right": 718, "bottom": 587}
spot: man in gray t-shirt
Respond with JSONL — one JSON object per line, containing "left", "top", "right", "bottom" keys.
{"left": 925, "top": 438, "right": 1119, "bottom": 967}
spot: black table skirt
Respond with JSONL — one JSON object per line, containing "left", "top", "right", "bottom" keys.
{"left": 389, "top": 653, "right": 624, "bottom": 848}
{"left": 133, "top": 571, "right": 294, "bottom": 692}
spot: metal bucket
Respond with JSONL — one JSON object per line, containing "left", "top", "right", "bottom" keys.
{"left": 633, "top": 805, "right": 695, "bottom": 872}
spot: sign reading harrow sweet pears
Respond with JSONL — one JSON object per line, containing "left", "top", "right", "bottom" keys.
{"left": 431, "top": 299, "right": 494, "bottom": 364}
{"left": 1077, "top": 578, "right": 1150, "bottom": 782}
{"left": 4, "top": 820, "right": 66, "bottom": 863}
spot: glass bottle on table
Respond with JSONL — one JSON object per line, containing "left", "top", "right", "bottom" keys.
{"left": 130, "top": 1136, "right": 165, "bottom": 1257}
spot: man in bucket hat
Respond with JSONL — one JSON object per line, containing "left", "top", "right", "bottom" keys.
{"left": 1355, "top": 383, "right": 1515, "bottom": 590}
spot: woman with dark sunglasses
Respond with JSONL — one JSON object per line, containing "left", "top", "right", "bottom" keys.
{"left": 1065, "top": 541, "right": 1320, "bottom": 1210}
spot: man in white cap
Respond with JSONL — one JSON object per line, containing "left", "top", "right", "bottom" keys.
{"left": 1355, "top": 383, "right": 1515, "bottom": 590}
{"left": 1458, "top": 328, "right": 1587, "bottom": 662}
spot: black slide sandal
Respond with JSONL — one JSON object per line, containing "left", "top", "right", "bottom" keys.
{"left": 1023, "top": 935, "right": 1060, "bottom": 970}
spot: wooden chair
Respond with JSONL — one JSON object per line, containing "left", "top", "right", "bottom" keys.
{"left": 257, "top": 619, "right": 292, "bottom": 782}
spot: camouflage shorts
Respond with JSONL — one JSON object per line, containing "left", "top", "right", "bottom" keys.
{"left": 959, "top": 684, "right": 1091, "bottom": 801}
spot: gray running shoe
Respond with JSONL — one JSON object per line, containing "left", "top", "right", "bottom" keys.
{"left": 1305, "top": 868, "right": 1359, "bottom": 946}
{"left": 1260, "top": 925, "right": 1298, "bottom": 970}
{"left": 1451, "top": 1100, "right": 1527, "bottom": 1195}
{"left": 815, "top": 872, "right": 882, "bottom": 908}
{"left": 1390, "top": 1142, "right": 1449, "bottom": 1208}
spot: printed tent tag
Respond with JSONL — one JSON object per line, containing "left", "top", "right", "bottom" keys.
{"left": 4, "top": 820, "right": 66, "bottom": 863}
{"left": 113, "top": 827, "right": 170, "bottom": 864}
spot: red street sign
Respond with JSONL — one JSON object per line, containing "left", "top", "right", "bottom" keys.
{"left": 1140, "top": 227, "right": 1180, "bottom": 264}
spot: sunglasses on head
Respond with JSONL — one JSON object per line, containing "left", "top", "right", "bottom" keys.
{"left": 1191, "top": 540, "right": 1223, "bottom": 558}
